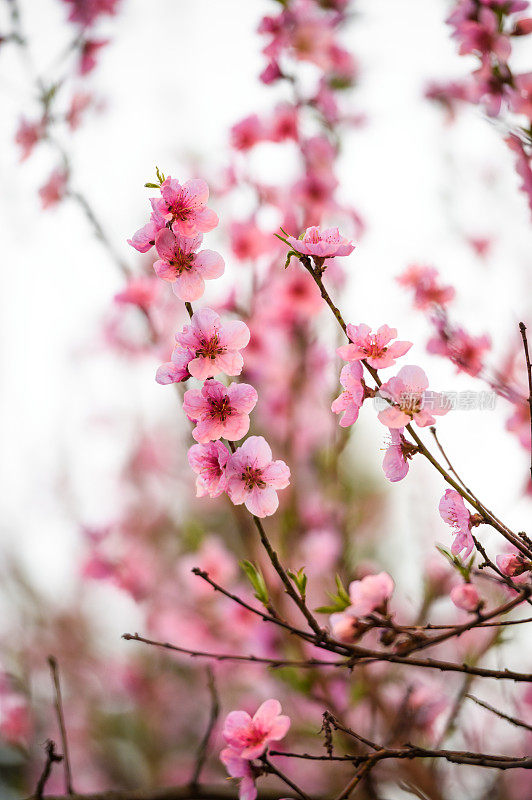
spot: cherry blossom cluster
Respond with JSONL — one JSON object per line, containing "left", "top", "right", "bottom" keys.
{"left": 428, "top": 0, "right": 532, "bottom": 215}
{"left": 129, "top": 174, "right": 291, "bottom": 518}
{"left": 397, "top": 263, "right": 532, "bottom": 472}
{"left": 11, "top": 0, "right": 122, "bottom": 209}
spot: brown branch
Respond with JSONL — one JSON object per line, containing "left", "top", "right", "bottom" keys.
{"left": 25, "top": 786, "right": 289, "bottom": 800}
{"left": 396, "top": 589, "right": 530, "bottom": 655}
{"left": 48, "top": 656, "right": 74, "bottom": 795}
{"left": 190, "top": 667, "right": 220, "bottom": 790}
{"left": 122, "top": 632, "right": 342, "bottom": 668}
{"left": 519, "top": 321, "right": 532, "bottom": 483}
{"left": 260, "top": 754, "right": 312, "bottom": 800}
{"left": 466, "top": 693, "right": 532, "bottom": 732}
{"left": 297, "top": 253, "right": 532, "bottom": 559}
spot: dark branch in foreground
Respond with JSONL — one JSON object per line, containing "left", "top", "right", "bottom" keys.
{"left": 25, "top": 786, "right": 293, "bottom": 800}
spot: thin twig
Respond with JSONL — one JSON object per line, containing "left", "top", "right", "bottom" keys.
{"left": 48, "top": 656, "right": 74, "bottom": 795}
{"left": 519, "top": 321, "right": 532, "bottom": 482}
{"left": 190, "top": 667, "right": 220, "bottom": 789}
{"left": 466, "top": 693, "right": 532, "bottom": 732}
{"left": 261, "top": 754, "right": 312, "bottom": 800}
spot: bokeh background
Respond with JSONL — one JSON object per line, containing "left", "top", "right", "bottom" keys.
{"left": 0, "top": 0, "right": 531, "bottom": 796}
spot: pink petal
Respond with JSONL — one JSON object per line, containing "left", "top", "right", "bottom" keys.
{"left": 194, "top": 249, "right": 225, "bottom": 279}
{"left": 227, "top": 383, "right": 258, "bottom": 413}
{"left": 153, "top": 259, "right": 177, "bottom": 282}
{"left": 267, "top": 715, "right": 291, "bottom": 741}
{"left": 214, "top": 351, "right": 244, "bottom": 376}
{"left": 397, "top": 365, "right": 429, "bottom": 394}
{"left": 195, "top": 206, "right": 219, "bottom": 233}
{"left": 240, "top": 436, "right": 272, "bottom": 468}
{"left": 226, "top": 475, "right": 249, "bottom": 505}
{"left": 378, "top": 406, "right": 410, "bottom": 428}
{"left": 246, "top": 486, "right": 278, "bottom": 517}
{"left": 220, "top": 320, "right": 251, "bottom": 351}
{"left": 262, "top": 460, "right": 291, "bottom": 489}
{"left": 155, "top": 228, "right": 178, "bottom": 261}
{"left": 253, "top": 699, "right": 282, "bottom": 728}
{"left": 222, "top": 414, "right": 250, "bottom": 441}
{"left": 223, "top": 711, "right": 253, "bottom": 746}
{"left": 182, "top": 178, "right": 209, "bottom": 209}
{"left": 188, "top": 356, "right": 215, "bottom": 381}
{"left": 173, "top": 270, "right": 205, "bottom": 302}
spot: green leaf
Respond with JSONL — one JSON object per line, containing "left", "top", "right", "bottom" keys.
{"left": 240, "top": 560, "right": 269, "bottom": 605}
{"left": 287, "top": 567, "right": 308, "bottom": 599}
{"left": 335, "top": 574, "right": 351, "bottom": 605}
{"left": 144, "top": 182, "right": 159, "bottom": 189}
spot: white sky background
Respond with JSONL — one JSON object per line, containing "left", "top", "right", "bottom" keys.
{"left": 0, "top": 0, "right": 532, "bottom": 626}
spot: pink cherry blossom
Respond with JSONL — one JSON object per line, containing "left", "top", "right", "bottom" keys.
{"left": 151, "top": 177, "right": 218, "bottom": 237}
{"left": 453, "top": 8, "right": 511, "bottom": 59}
{"left": 286, "top": 226, "right": 354, "bottom": 259}
{"left": 377, "top": 365, "right": 449, "bottom": 428}
{"left": 397, "top": 265, "right": 455, "bottom": 310}
{"left": 61, "top": 0, "right": 120, "bottom": 27}
{"left": 496, "top": 552, "right": 531, "bottom": 578}
{"left": 153, "top": 229, "right": 224, "bottom": 301}
{"left": 183, "top": 380, "right": 258, "bottom": 443}
{"left": 348, "top": 572, "right": 395, "bottom": 617}
{"left": 220, "top": 747, "right": 257, "bottom": 800}
{"left": 427, "top": 323, "right": 490, "bottom": 377}
{"left": 156, "top": 345, "right": 194, "bottom": 385}
{"left": 331, "top": 362, "right": 365, "bottom": 427}
{"left": 267, "top": 103, "right": 299, "bottom": 142}
{"left": 439, "top": 489, "right": 474, "bottom": 558}
{"left": 382, "top": 428, "right": 417, "bottom": 482}
{"left": 230, "top": 114, "right": 266, "bottom": 150}
{"left": 229, "top": 219, "right": 273, "bottom": 261}
{"left": 38, "top": 168, "right": 68, "bottom": 209}
{"left": 450, "top": 583, "right": 481, "bottom": 611}
{"left": 337, "top": 324, "right": 412, "bottom": 369}
{"left": 260, "top": 60, "right": 282, "bottom": 85}
{"left": 79, "top": 38, "right": 108, "bottom": 74}
{"left": 175, "top": 308, "right": 250, "bottom": 381}
{"left": 187, "top": 441, "right": 231, "bottom": 498}
{"left": 114, "top": 276, "right": 159, "bottom": 310}
{"left": 15, "top": 116, "right": 45, "bottom": 161}
{"left": 330, "top": 572, "right": 394, "bottom": 641}
{"left": 225, "top": 436, "right": 290, "bottom": 517}
{"left": 222, "top": 698, "right": 291, "bottom": 760}
{"left": 66, "top": 91, "right": 92, "bottom": 130}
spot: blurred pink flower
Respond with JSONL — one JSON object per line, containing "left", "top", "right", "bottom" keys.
{"left": 38, "top": 168, "right": 68, "bottom": 209}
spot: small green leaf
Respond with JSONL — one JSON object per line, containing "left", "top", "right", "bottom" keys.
{"left": 288, "top": 567, "right": 308, "bottom": 599}
{"left": 335, "top": 574, "right": 351, "bottom": 605}
{"left": 144, "top": 182, "right": 159, "bottom": 188}
{"left": 240, "top": 560, "right": 269, "bottom": 605}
